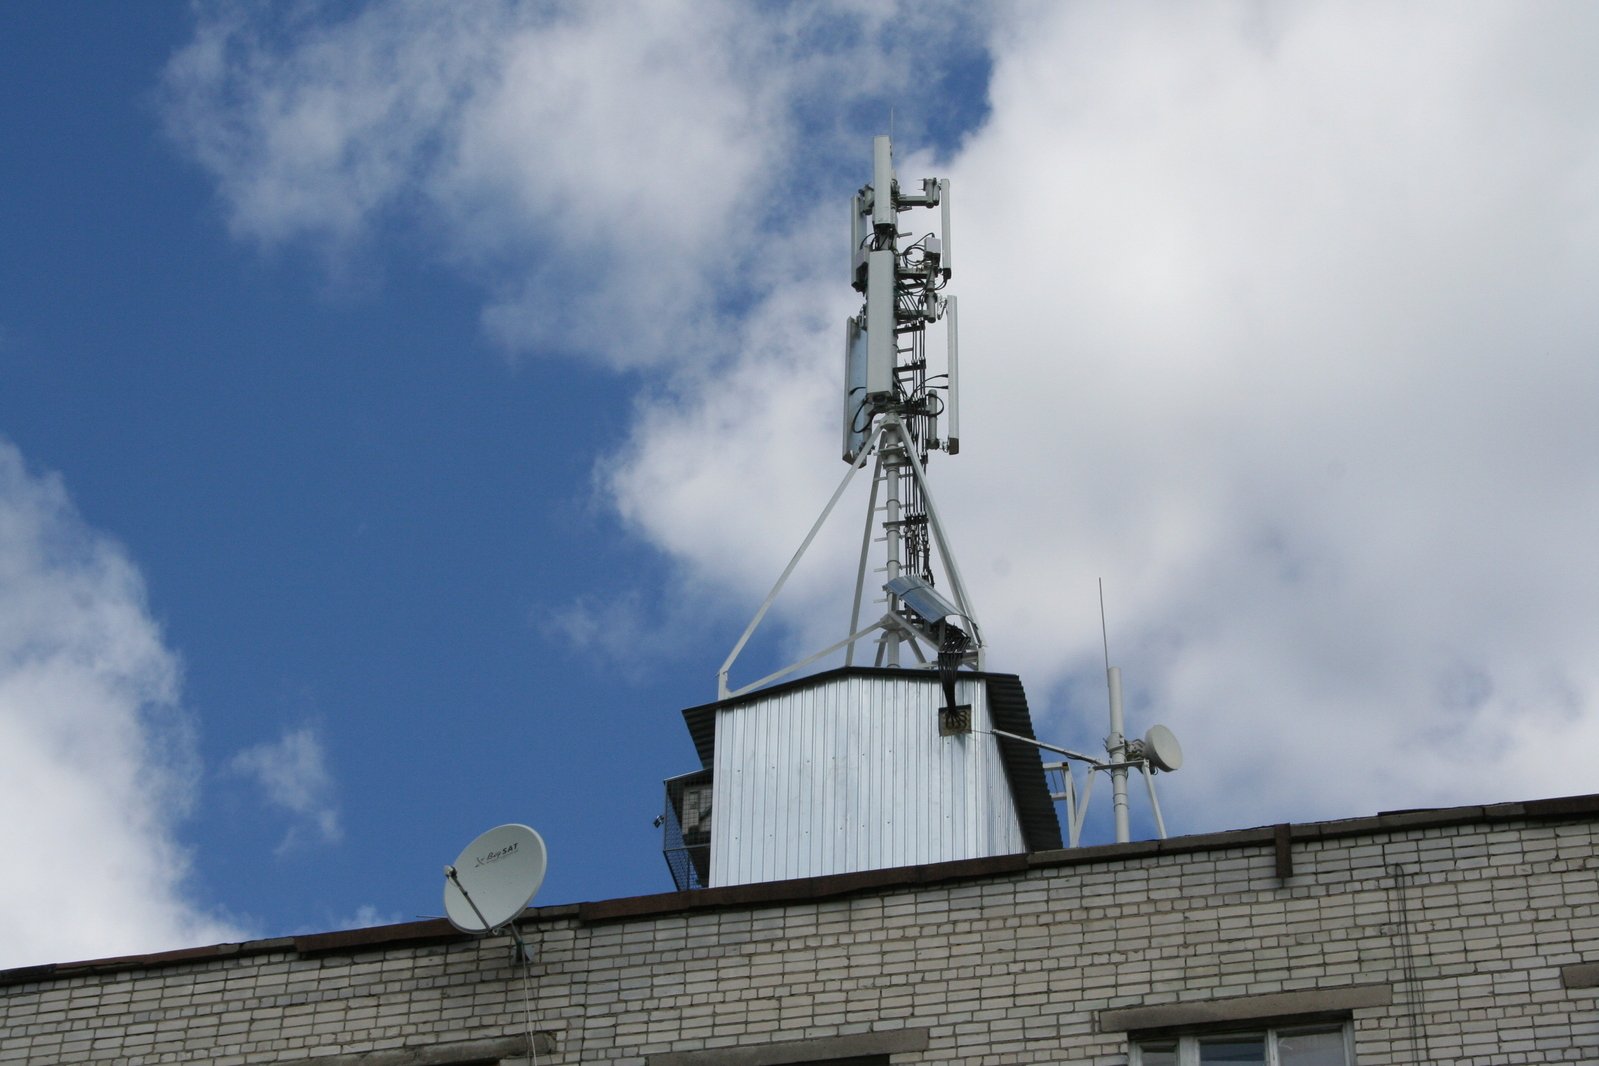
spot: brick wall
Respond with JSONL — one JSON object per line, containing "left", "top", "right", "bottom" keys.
{"left": 2, "top": 801, "right": 1595, "bottom": 1065}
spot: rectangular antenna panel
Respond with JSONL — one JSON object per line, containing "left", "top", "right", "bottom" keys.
{"left": 945, "top": 295, "right": 960, "bottom": 454}
{"left": 938, "top": 179, "right": 953, "bottom": 277}
{"left": 851, "top": 194, "right": 868, "bottom": 290}
{"left": 872, "top": 136, "right": 895, "bottom": 229}
{"left": 843, "top": 316, "right": 870, "bottom": 462}
{"left": 865, "top": 249, "right": 896, "bottom": 400}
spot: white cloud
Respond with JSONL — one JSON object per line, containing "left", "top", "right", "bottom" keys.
{"left": 0, "top": 441, "right": 244, "bottom": 969}
{"left": 164, "top": 3, "right": 1599, "bottom": 838}
{"left": 161, "top": 0, "right": 989, "bottom": 367}
{"left": 229, "top": 725, "right": 341, "bottom": 853}
{"left": 602, "top": 4, "right": 1599, "bottom": 831}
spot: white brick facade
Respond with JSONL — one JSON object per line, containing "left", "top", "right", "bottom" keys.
{"left": 3, "top": 798, "right": 1596, "bottom": 1064}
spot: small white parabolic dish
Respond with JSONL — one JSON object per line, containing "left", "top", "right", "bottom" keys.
{"left": 1143, "top": 725, "right": 1184, "bottom": 773}
{"left": 443, "top": 823, "right": 548, "bottom": 934}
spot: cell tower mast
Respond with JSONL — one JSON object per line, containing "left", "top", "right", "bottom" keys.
{"left": 719, "top": 136, "right": 979, "bottom": 699}
{"left": 669, "top": 138, "right": 1175, "bottom": 892}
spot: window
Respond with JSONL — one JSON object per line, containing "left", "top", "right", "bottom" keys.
{"left": 1133, "top": 1022, "right": 1352, "bottom": 1066}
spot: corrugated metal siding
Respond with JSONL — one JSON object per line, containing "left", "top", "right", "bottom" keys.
{"left": 708, "top": 674, "right": 1026, "bottom": 887}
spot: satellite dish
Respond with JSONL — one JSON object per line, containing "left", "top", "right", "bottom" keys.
{"left": 443, "top": 824, "right": 548, "bottom": 934}
{"left": 1143, "top": 724, "right": 1184, "bottom": 773}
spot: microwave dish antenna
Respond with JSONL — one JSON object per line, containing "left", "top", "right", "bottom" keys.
{"left": 1141, "top": 724, "right": 1184, "bottom": 773}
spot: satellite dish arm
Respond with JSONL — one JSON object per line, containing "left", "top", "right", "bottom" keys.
{"left": 445, "top": 865, "right": 496, "bottom": 931}
{"left": 445, "top": 864, "right": 536, "bottom": 962}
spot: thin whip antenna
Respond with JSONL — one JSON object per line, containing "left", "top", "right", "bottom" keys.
{"left": 1098, "top": 578, "right": 1110, "bottom": 672}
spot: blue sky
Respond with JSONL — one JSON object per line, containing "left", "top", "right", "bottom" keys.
{"left": 4, "top": 3, "right": 1599, "bottom": 969}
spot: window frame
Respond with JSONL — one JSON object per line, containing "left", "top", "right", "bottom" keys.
{"left": 1130, "top": 1018, "right": 1355, "bottom": 1066}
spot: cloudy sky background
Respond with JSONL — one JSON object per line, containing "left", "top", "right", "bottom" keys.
{"left": 2, "top": 2, "right": 1597, "bottom": 969}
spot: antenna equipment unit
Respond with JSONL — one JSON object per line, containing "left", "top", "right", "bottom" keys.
{"left": 720, "top": 136, "right": 977, "bottom": 699}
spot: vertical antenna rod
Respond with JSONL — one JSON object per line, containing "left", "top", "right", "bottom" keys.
{"left": 1099, "top": 578, "right": 1110, "bottom": 672}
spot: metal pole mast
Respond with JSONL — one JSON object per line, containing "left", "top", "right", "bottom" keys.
{"left": 882, "top": 442, "right": 904, "bottom": 668}
{"left": 717, "top": 135, "right": 978, "bottom": 695}
{"left": 844, "top": 135, "right": 977, "bottom": 673}
{"left": 1108, "top": 665, "right": 1131, "bottom": 843}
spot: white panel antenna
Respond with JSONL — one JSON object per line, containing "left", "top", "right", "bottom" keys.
{"left": 843, "top": 318, "right": 870, "bottom": 462}
{"left": 938, "top": 178, "right": 953, "bottom": 276}
{"left": 864, "top": 249, "right": 897, "bottom": 400}
{"left": 871, "top": 136, "right": 895, "bottom": 228}
{"left": 945, "top": 295, "right": 960, "bottom": 455}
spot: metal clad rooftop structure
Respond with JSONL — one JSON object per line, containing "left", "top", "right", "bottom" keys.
{"left": 676, "top": 667, "right": 1062, "bottom": 888}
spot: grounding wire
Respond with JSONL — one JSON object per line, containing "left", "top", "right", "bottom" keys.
{"left": 518, "top": 933, "right": 538, "bottom": 1066}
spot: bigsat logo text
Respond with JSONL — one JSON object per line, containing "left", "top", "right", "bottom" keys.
{"left": 475, "top": 841, "right": 519, "bottom": 867}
